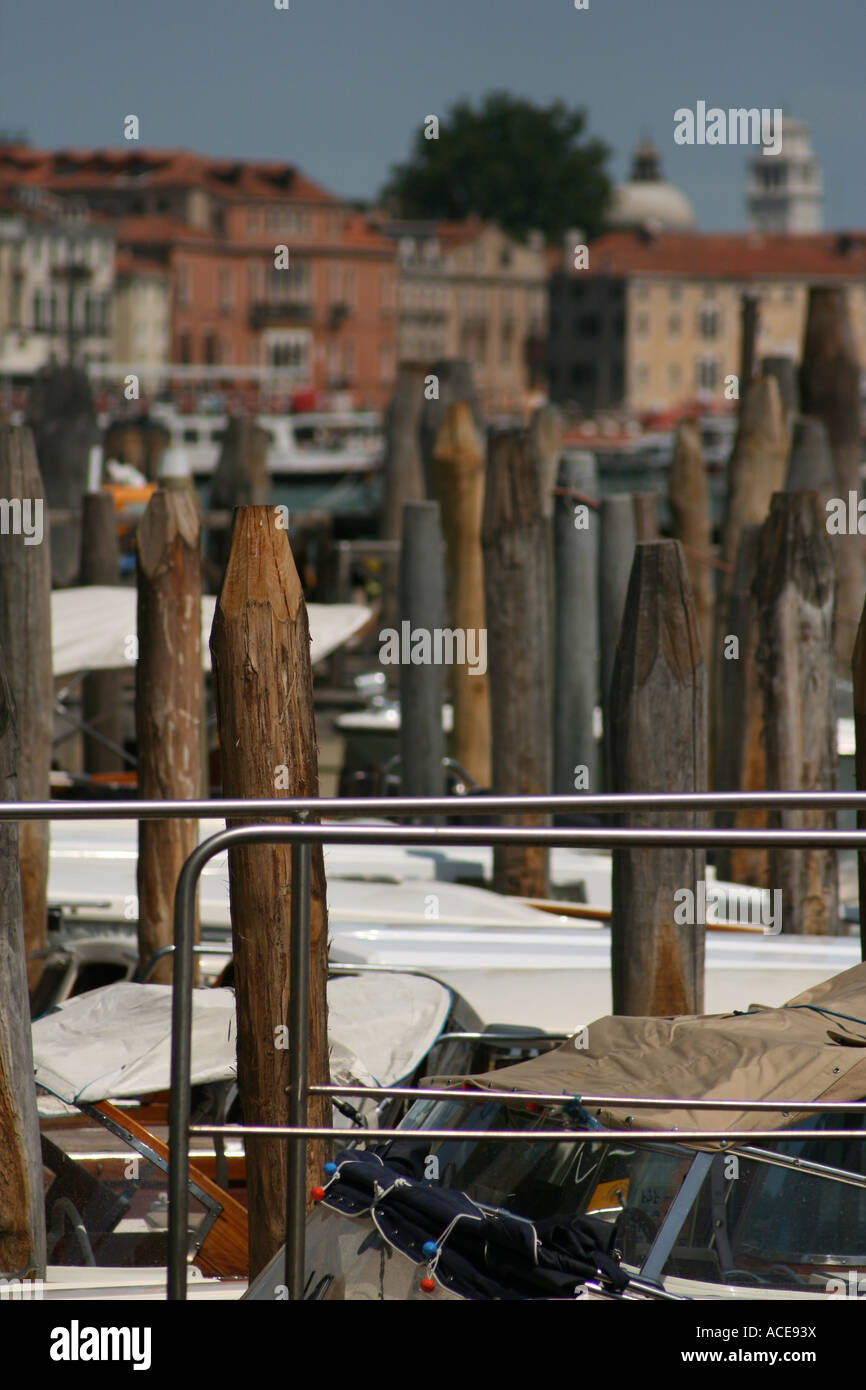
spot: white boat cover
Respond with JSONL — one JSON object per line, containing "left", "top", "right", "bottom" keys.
{"left": 32, "top": 973, "right": 451, "bottom": 1104}
{"left": 51, "top": 587, "right": 371, "bottom": 676}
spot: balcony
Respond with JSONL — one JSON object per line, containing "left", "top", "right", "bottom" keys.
{"left": 249, "top": 300, "right": 313, "bottom": 329}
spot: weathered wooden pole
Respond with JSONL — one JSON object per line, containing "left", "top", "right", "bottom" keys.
{"left": 418, "top": 358, "right": 483, "bottom": 499}
{"left": 761, "top": 355, "right": 799, "bottom": 431}
{"left": 482, "top": 429, "right": 551, "bottom": 897}
{"left": 398, "top": 502, "right": 446, "bottom": 799}
{"left": 668, "top": 419, "right": 713, "bottom": 665}
{"left": 785, "top": 416, "right": 835, "bottom": 508}
{"left": 210, "top": 506, "right": 330, "bottom": 1278}
{"left": 610, "top": 540, "right": 707, "bottom": 1016}
{"left": 739, "top": 291, "right": 760, "bottom": 389}
{"left": 206, "top": 416, "right": 270, "bottom": 581}
{"left": 26, "top": 365, "right": 98, "bottom": 586}
{"left": 720, "top": 374, "right": 787, "bottom": 588}
{"left": 852, "top": 600, "right": 866, "bottom": 960}
{"left": 0, "top": 427, "right": 52, "bottom": 987}
{"left": 430, "top": 403, "right": 491, "bottom": 786}
{"left": 754, "top": 491, "right": 837, "bottom": 934}
{"left": 714, "top": 525, "right": 768, "bottom": 886}
{"left": 381, "top": 366, "right": 427, "bottom": 631}
{"left": 553, "top": 452, "right": 599, "bottom": 795}
{"left": 632, "top": 492, "right": 659, "bottom": 541}
{"left": 800, "top": 287, "right": 862, "bottom": 666}
{"left": 135, "top": 482, "right": 202, "bottom": 984}
{"left": 599, "top": 494, "right": 636, "bottom": 785}
{"left": 80, "top": 490, "right": 124, "bottom": 774}
{"left": 0, "top": 651, "right": 46, "bottom": 1277}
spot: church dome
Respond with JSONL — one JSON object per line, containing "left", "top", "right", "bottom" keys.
{"left": 608, "top": 141, "right": 697, "bottom": 232}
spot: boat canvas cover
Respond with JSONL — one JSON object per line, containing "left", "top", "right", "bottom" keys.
{"left": 51, "top": 587, "right": 371, "bottom": 676}
{"left": 461, "top": 961, "right": 866, "bottom": 1134}
{"left": 33, "top": 974, "right": 451, "bottom": 1104}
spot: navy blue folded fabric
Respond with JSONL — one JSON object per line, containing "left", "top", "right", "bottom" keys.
{"left": 320, "top": 1150, "right": 629, "bottom": 1300}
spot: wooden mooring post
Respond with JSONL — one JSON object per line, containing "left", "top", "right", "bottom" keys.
{"left": 0, "top": 426, "right": 52, "bottom": 987}
{"left": 714, "top": 525, "right": 768, "bottom": 886}
{"left": 398, "top": 501, "right": 447, "bottom": 800}
{"left": 609, "top": 540, "right": 707, "bottom": 1016}
{"left": 668, "top": 419, "right": 712, "bottom": 665}
{"left": 26, "top": 365, "right": 98, "bottom": 587}
{"left": 553, "top": 452, "right": 599, "bottom": 796}
{"left": 599, "top": 494, "right": 636, "bottom": 786}
{"left": 0, "top": 652, "right": 46, "bottom": 1276}
{"left": 800, "top": 286, "right": 862, "bottom": 666}
{"left": 853, "top": 600, "right": 866, "bottom": 960}
{"left": 482, "top": 429, "right": 551, "bottom": 898}
{"left": 720, "top": 374, "right": 787, "bottom": 586}
{"left": 211, "top": 506, "right": 330, "bottom": 1278}
{"left": 431, "top": 402, "right": 491, "bottom": 787}
{"left": 754, "top": 491, "right": 837, "bottom": 934}
{"left": 81, "top": 490, "right": 125, "bottom": 774}
{"left": 135, "top": 482, "right": 202, "bottom": 984}
{"left": 381, "top": 365, "right": 427, "bottom": 632}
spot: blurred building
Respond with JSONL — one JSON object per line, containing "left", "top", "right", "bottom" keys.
{"left": 0, "top": 145, "right": 398, "bottom": 407}
{"left": 548, "top": 228, "right": 866, "bottom": 414}
{"left": 747, "top": 115, "right": 823, "bottom": 233}
{"left": 0, "top": 186, "right": 114, "bottom": 377}
{"left": 379, "top": 216, "right": 549, "bottom": 411}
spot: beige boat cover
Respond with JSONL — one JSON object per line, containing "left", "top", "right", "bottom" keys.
{"left": 460, "top": 961, "right": 866, "bottom": 1134}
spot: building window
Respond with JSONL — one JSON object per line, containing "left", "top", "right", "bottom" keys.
{"left": 219, "top": 267, "right": 233, "bottom": 312}
{"left": 703, "top": 284, "right": 716, "bottom": 299}
{"left": 667, "top": 363, "right": 681, "bottom": 388}
{"left": 179, "top": 333, "right": 192, "bottom": 363}
{"left": 636, "top": 312, "right": 649, "bottom": 335}
{"left": 380, "top": 341, "right": 395, "bottom": 384}
{"left": 636, "top": 363, "right": 649, "bottom": 386}
{"left": 635, "top": 282, "right": 649, "bottom": 301}
{"left": 570, "top": 362, "right": 597, "bottom": 385}
{"left": 669, "top": 314, "right": 682, "bottom": 336}
{"left": 247, "top": 208, "right": 260, "bottom": 236}
{"left": 32, "top": 291, "right": 42, "bottom": 330}
{"left": 696, "top": 357, "right": 718, "bottom": 390}
{"left": 698, "top": 307, "right": 720, "bottom": 339}
{"left": 343, "top": 268, "right": 356, "bottom": 308}
{"left": 49, "top": 293, "right": 58, "bottom": 331}
{"left": 204, "top": 333, "right": 219, "bottom": 365}
{"left": 669, "top": 283, "right": 683, "bottom": 302}
{"left": 578, "top": 314, "right": 602, "bottom": 336}
{"left": 177, "top": 267, "right": 190, "bottom": 308}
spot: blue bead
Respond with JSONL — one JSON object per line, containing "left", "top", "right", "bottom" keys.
{"left": 324, "top": 1161, "right": 338, "bottom": 1175}
{"left": 422, "top": 1241, "right": 437, "bottom": 1257}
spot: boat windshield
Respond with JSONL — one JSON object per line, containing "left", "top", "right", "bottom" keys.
{"left": 378, "top": 1098, "right": 866, "bottom": 1294}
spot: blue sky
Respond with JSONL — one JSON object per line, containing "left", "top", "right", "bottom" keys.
{"left": 1, "top": 0, "right": 863, "bottom": 229}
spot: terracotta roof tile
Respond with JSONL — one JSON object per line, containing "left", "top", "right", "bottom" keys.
{"left": 576, "top": 229, "right": 866, "bottom": 278}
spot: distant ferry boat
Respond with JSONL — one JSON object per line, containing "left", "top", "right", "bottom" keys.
{"left": 148, "top": 404, "right": 384, "bottom": 522}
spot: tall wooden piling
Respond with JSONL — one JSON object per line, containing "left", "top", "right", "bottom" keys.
{"left": 599, "top": 494, "right": 637, "bottom": 782}
{"left": 754, "top": 492, "right": 837, "bottom": 934}
{"left": 786, "top": 417, "right": 835, "bottom": 509}
{"left": 206, "top": 416, "right": 270, "bottom": 582}
{"left": 800, "top": 287, "right": 862, "bottom": 665}
{"left": 26, "top": 365, "right": 98, "bottom": 587}
{"left": 431, "top": 403, "right": 491, "bottom": 786}
{"left": 609, "top": 540, "right": 707, "bottom": 1016}
{"left": 0, "top": 652, "right": 46, "bottom": 1276}
{"left": 381, "top": 365, "right": 427, "bottom": 632}
{"left": 482, "top": 429, "right": 551, "bottom": 897}
{"left": 668, "top": 419, "right": 713, "bottom": 664}
{"left": 720, "top": 374, "right": 787, "bottom": 587}
{"left": 211, "top": 507, "right": 330, "bottom": 1278}
{"left": 135, "top": 483, "right": 202, "bottom": 984}
{"left": 418, "top": 358, "right": 483, "bottom": 499}
{"left": 714, "top": 525, "right": 768, "bottom": 886}
{"left": 0, "top": 427, "right": 52, "bottom": 986}
{"left": 553, "top": 452, "right": 599, "bottom": 795}
{"left": 81, "top": 490, "right": 124, "bottom": 774}
{"left": 632, "top": 492, "right": 659, "bottom": 541}
{"left": 399, "top": 502, "right": 446, "bottom": 799}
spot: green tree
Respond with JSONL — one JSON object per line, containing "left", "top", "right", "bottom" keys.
{"left": 380, "top": 92, "right": 611, "bottom": 243}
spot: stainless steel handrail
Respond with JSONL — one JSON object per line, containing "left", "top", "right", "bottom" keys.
{"left": 164, "top": 807, "right": 866, "bottom": 1302}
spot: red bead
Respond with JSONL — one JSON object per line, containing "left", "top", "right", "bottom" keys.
{"left": 526, "top": 1102, "right": 540, "bottom": 1113}
{"left": 420, "top": 1277, "right": 436, "bottom": 1293}
{"left": 311, "top": 1186, "right": 325, "bottom": 1202}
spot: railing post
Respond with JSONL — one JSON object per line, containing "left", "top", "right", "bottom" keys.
{"left": 285, "top": 840, "right": 311, "bottom": 1300}
{"left": 167, "top": 844, "right": 201, "bottom": 1300}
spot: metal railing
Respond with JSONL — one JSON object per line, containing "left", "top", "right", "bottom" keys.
{"left": 4, "top": 793, "right": 866, "bottom": 1300}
